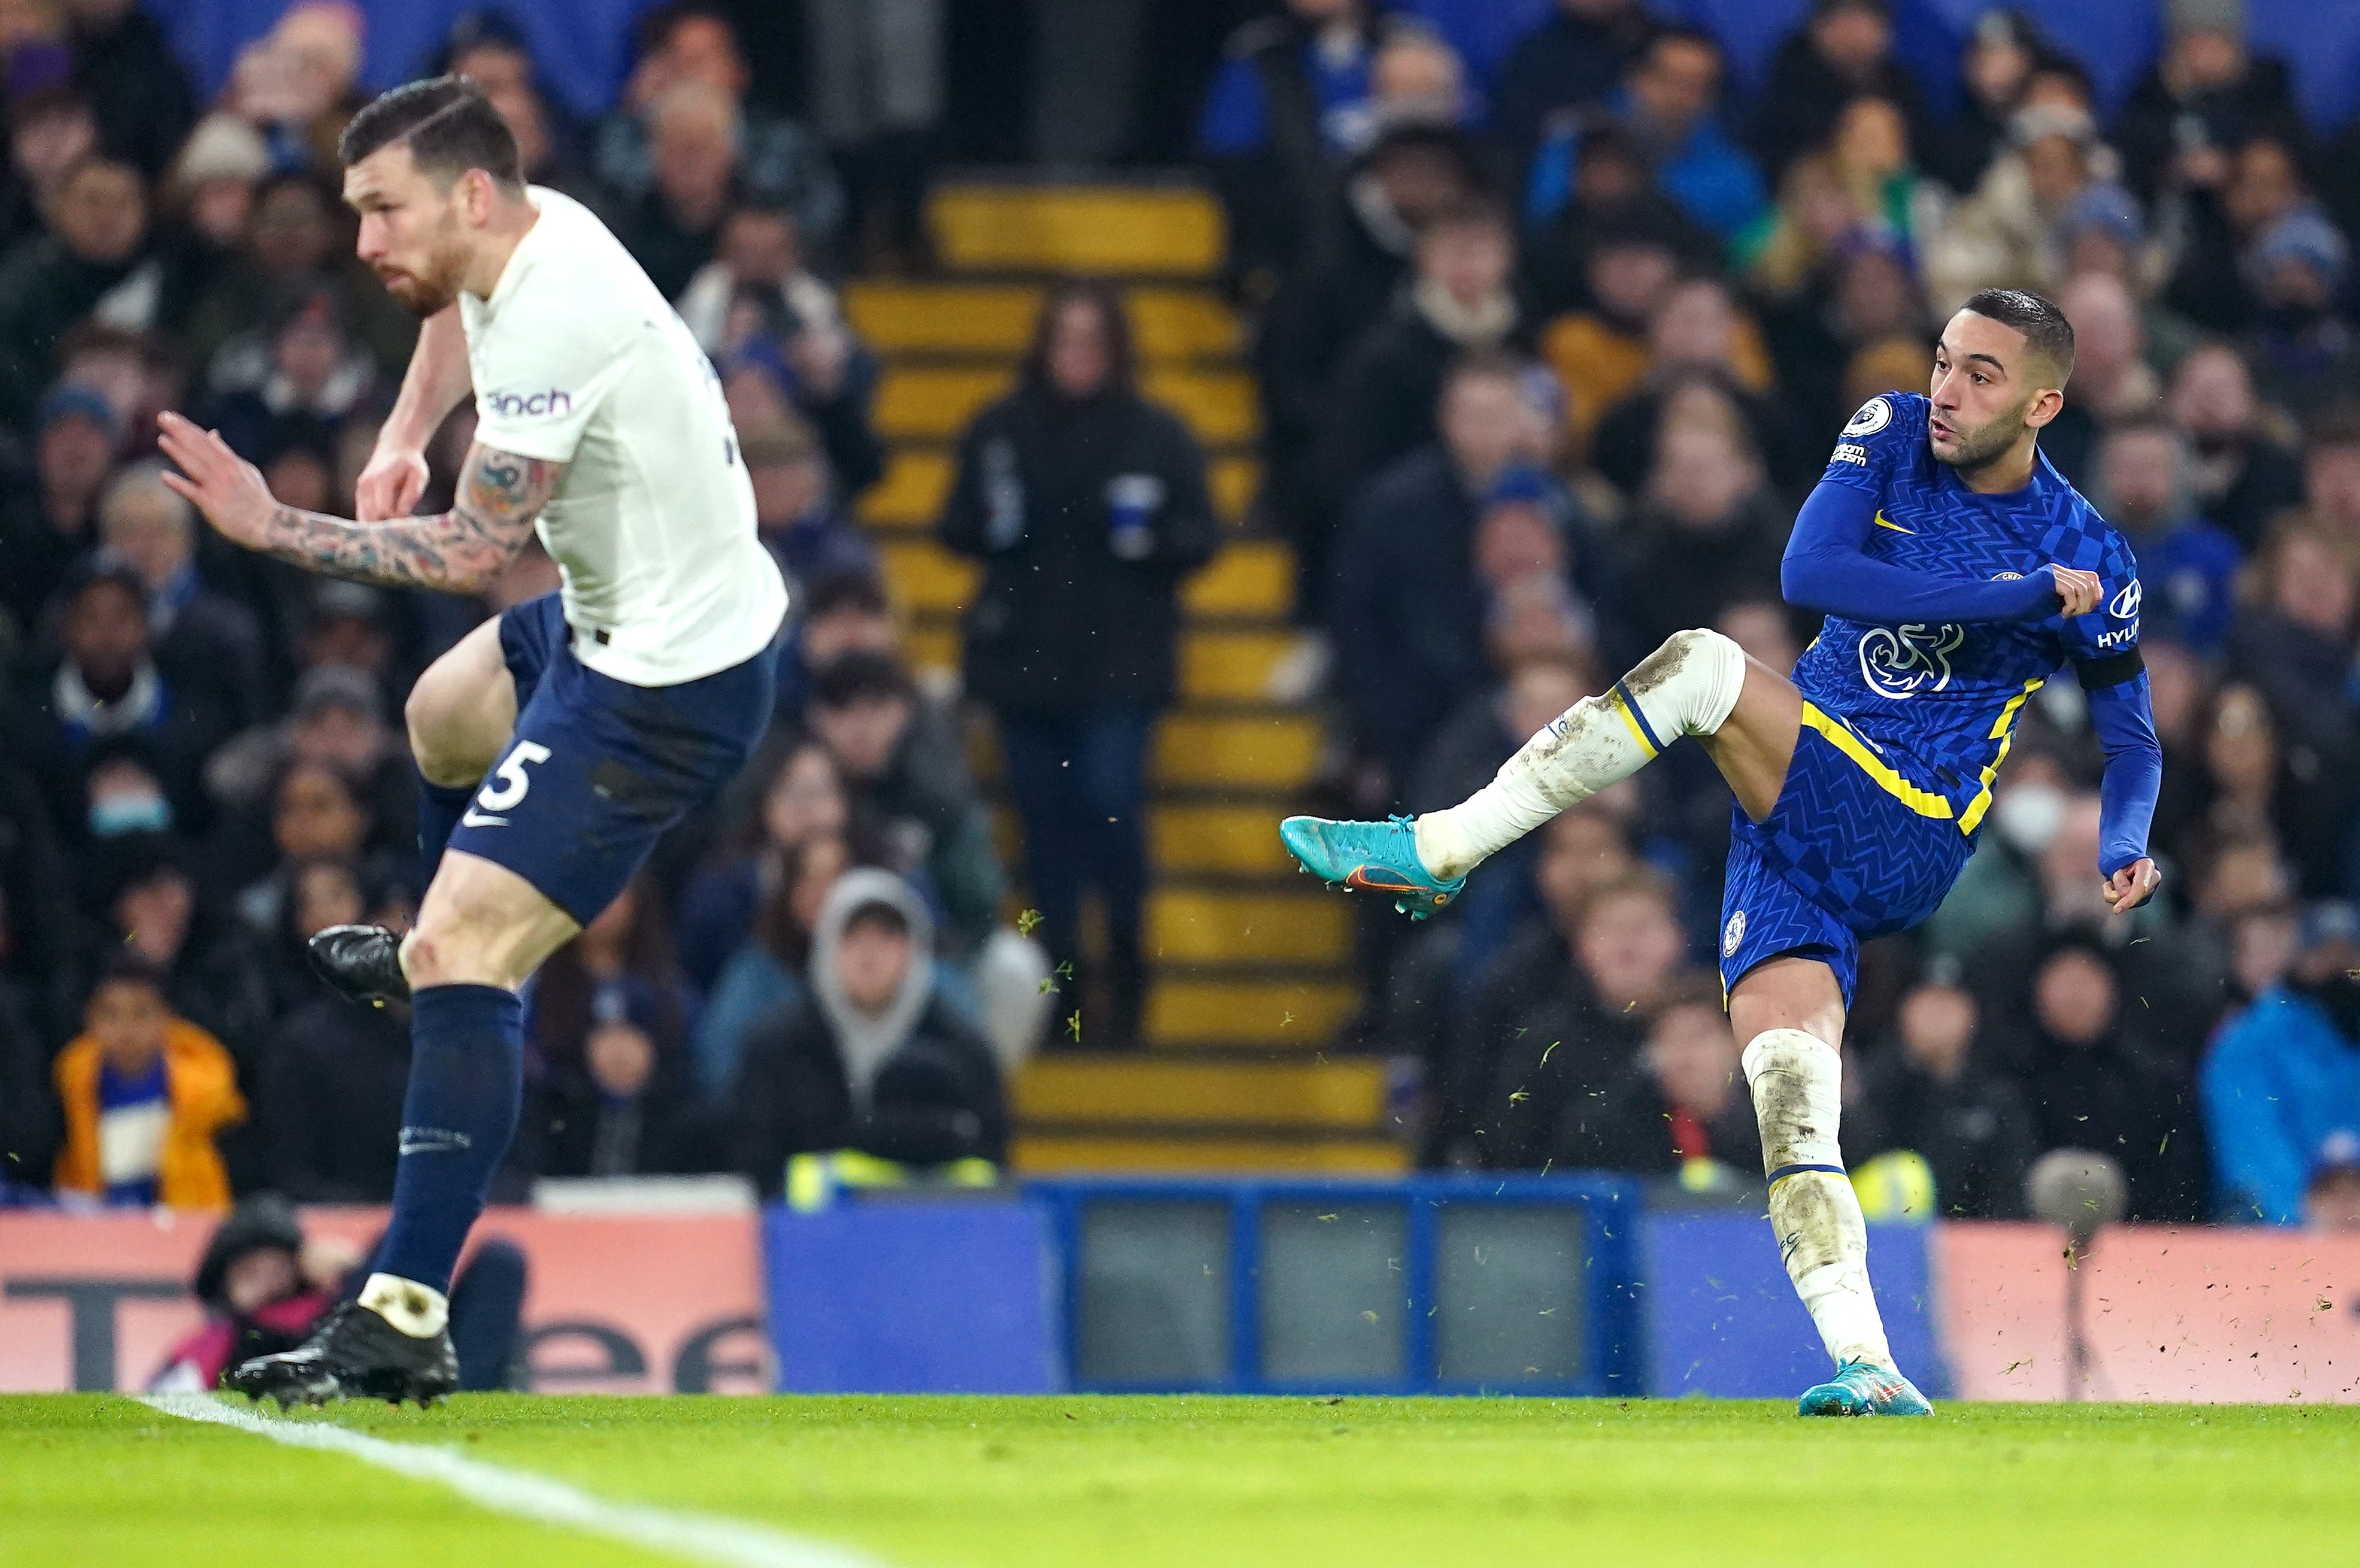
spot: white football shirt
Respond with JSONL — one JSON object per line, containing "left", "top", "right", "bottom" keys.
{"left": 459, "top": 186, "right": 786, "bottom": 686}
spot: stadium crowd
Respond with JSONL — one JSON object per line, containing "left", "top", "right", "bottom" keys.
{"left": 1, "top": 0, "right": 2359, "bottom": 1236}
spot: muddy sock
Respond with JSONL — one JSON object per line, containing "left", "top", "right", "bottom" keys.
{"left": 1745, "top": 1027, "right": 1894, "bottom": 1370}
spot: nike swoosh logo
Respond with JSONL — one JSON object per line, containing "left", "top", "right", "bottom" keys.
{"left": 460, "top": 808, "right": 509, "bottom": 827}
{"left": 1873, "top": 512, "right": 1913, "bottom": 533}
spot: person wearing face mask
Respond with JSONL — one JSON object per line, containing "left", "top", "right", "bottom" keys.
{"left": 2202, "top": 902, "right": 2360, "bottom": 1224}
{"left": 2238, "top": 210, "right": 2360, "bottom": 421}
{"left": 2164, "top": 341, "right": 2304, "bottom": 549}
{"left": 726, "top": 871, "right": 1005, "bottom": 1196}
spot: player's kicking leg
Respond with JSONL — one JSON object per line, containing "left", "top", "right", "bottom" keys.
{"left": 1281, "top": 627, "right": 1930, "bottom": 1414}
{"left": 307, "top": 615, "right": 519, "bottom": 999}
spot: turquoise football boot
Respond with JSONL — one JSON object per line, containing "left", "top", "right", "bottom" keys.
{"left": 1279, "top": 814, "right": 1466, "bottom": 919}
{"left": 1797, "top": 1358, "right": 1934, "bottom": 1417}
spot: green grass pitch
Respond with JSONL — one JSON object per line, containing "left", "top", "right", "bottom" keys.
{"left": 6, "top": 1393, "right": 2358, "bottom": 1567}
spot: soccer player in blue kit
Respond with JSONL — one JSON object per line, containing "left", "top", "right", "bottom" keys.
{"left": 1284, "top": 289, "right": 2164, "bottom": 1415}
{"left": 154, "top": 78, "right": 785, "bottom": 1405}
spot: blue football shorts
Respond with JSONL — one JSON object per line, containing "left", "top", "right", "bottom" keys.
{"left": 444, "top": 592, "right": 777, "bottom": 926}
{"left": 1716, "top": 704, "right": 1974, "bottom": 1009}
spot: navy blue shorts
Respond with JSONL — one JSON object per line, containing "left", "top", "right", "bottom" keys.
{"left": 1716, "top": 705, "right": 1973, "bottom": 1009}
{"left": 445, "top": 593, "right": 776, "bottom": 926}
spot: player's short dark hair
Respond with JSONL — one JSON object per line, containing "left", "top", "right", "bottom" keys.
{"left": 1959, "top": 287, "right": 2076, "bottom": 386}
{"left": 809, "top": 650, "right": 917, "bottom": 711}
{"left": 339, "top": 75, "right": 522, "bottom": 189}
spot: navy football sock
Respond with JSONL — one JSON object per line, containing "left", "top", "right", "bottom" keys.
{"left": 376, "top": 984, "right": 523, "bottom": 1296}
{"left": 415, "top": 770, "right": 477, "bottom": 891}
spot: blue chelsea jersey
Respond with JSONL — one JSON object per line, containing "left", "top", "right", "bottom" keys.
{"left": 1791, "top": 390, "right": 2142, "bottom": 830}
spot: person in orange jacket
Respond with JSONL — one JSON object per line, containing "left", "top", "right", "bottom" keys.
{"left": 53, "top": 954, "right": 245, "bottom": 1209}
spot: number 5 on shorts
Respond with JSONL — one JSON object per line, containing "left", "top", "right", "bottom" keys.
{"left": 465, "top": 741, "right": 552, "bottom": 824}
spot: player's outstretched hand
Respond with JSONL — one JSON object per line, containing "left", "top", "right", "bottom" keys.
{"left": 356, "top": 441, "right": 430, "bottom": 521}
{"left": 2103, "top": 857, "right": 2161, "bottom": 915}
{"left": 156, "top": 411, "right": 276, "bottom": 551}
{"left": 2049, "top": 564, "right": 2103, "bottom": 617}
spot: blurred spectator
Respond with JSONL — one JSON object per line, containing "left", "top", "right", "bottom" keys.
{"left": 1409, "top": 650, "right": 1594, "bottom": 818}
{"left": 1489, "top": 0, "right": 1653, "bottom": 192}
{"left": 178, "top": 169, "right": 409, "bottom": 380}
{"left": 1559, "top": 973, "right": 1758, "bottom": 1178}
{"left": 63, "top": 0, "right": 196, "bottom": 178}
{"left": 1527, "top": 26, "right": 1767, "bottom": 244}
{"left": 594, "top": 2, "right": 842, "bottom": 261}
{"left": 528, "top": 873, "right": 695, "bottom": 1088}
{"left": 614, "top": 81, "right": 741, "bottom": 302}
{"left": 147, "top": 1196, "right": 523, "bottom": 1392}
{"left": 50, "top": 953, "right": 243, "bottom": 1209}
{"left": 0, "top": 976, "right": 57, "bottom": 1193}
{"left": 1589, "top": 277, "right": 1800, "bottom": 498}
{"left": 776, "top": 565, "right": 893, "bottom": 726}
{"left": 0, "top": 381, "right": 116, "bottom": 635}
{"left": 2088, "top": 416, "right": 2240, "bottom": 653}
{"left": 1611, "top": 414, "right": 1788, "bottom": 654}
{"left": 1196, "top": 0, "right": 1382, "bottom": 291}
{"left": 251, "top": 996, "right": 411, "bottom": 1201}
{"left": 1857, "top": 978, "right": 2037, "bottom": 1217}
{"left": 2223, "top": 524, "right": 2360, "bottom": 772}
{"left": 1333, "top": 359, "right": 1555, "bottom": 790}
{"left": 803, "top": 0, "right": 945, "bottom": 269}
{"left": 0, "top": 753, "right": 80, "bottom": 1043}
{"left": 1461, "top": 869, "right": 1689, "bottom": 1170}
{"left": 1926, "top": 10, "right": 2061, "bottom": 195}
{"left": 435, "top": 10, "right": 601, "bottom": 210}
{"left": 1925, "top": 104, "right": 2124, "bottom": 315}
{"left": 1, "top": 85, "right": 96, "bottom": 249}
{"left": 202, "top": 283, "right": 376, "bottom": 468}
{"left": 2238, "top": 209, "right": 2359, "bottom": 419}
{"left": 2010, "top": 932, "right": 2207, "bottom": 1220}
{"left": 205, "top": 663, "right": 412, "bottom": 862}
{"left": 103, "top": 835, "right": 271, "bottom": 1077}
{"left": 99, "top": 460, "right": 265, "bottom": 725}
{"left": 16, "top": 557, "right": 232, "bottom": 843}
{"left": 1759, "top": 234, "right": 1930, "bottom": 444}
{"left": 2305, "top": 407, "right": 2360, "bottom": 546}
{"left": 678, "top": 205, "right": 884, "bottom": 498}
{"left": 1540, "top": 217, "right": 1696, "bottom": 460}
{"left": 939, "top": 280, "right": 1217, "bottom": 1047}
{"left": 738, "top": 413, "right": 875, "bottom": 598}
{"left": 159, "top": 113, "right": 272, "bottom": 272}
{"left": 1253, "top": 122, "right": 1488, "bottom": 618}
{"left": 0, "top": 153, "right": 157, "bottom": 426}
{"left": 1522, "top": 120, "right": 1719, "bottom": 322}
{"left": 2165, "top": 132, "right": 2312, "bottom": 336}
{"left": 1749, "top": 0, "right": 1933, "bottom": 189}
{"left": 2058, "top": 181, "right": 2199, "bottom": 373}
{"left": 692, "top": 832, "right": 851, "bottom": 1101}
{"left": 729, "top": 871, "right": 1006, "bottom": 1193}
{"left": 1317, "top": 198, "right": 1527, "bottom": 524}
{"left": 806, "top": 652, "right": 1002, "bottom": 962}
{"left": 2166, "top": 341, "right": 2304, "bottom": 547}
{"left": 676, "top": 735, "right": 856, "bottom": 991}
{"left": 2203, "top": 903, "right": 2360, "bottom": 1224}
{"left": 224, "top": 1, "right": 367, "bottom": 175}
{"left": 2115, "top": 0, "right": 2303, "bottom": 207}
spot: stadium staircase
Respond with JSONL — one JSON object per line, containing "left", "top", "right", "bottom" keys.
{"left": 845, "top": 180, "right": 1406, "bottom": 1176}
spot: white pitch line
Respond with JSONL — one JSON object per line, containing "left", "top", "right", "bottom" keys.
{"left": 139, "top": 1394, "right": 895, "bottom": 1568}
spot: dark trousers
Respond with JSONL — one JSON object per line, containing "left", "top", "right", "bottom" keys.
{"left": 999, "top": 706, "right": 1154, "bottom": 1045}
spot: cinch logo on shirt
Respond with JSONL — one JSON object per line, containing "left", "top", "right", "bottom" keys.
{"left": 486, "top": 387, "right": 572, "bottom": 419}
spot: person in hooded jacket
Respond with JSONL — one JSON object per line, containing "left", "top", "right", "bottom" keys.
{"left": 729, "top": 870, "right": 1006, "bottom": 1197}
{"left": 938, "top": 280, "right": 1219, "bottom": 1048}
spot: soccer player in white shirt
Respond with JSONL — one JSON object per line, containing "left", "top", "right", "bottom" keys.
{"left": 156, "top": 77, "right": 785, "bottom": 1406}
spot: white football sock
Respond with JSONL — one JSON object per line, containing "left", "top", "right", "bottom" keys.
{"left": 1743, "top": 1027, "right": 1894, "bottom": 1370}
{"left": 1415, "top": 628, "right": 1746, "bottom": 881}
{"left": 359, "top": 1272, "right": 451, "bottom": 1338}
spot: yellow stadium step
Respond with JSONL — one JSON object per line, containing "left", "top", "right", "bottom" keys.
{"left": 1180, "top": 539, "right": 1293, "bottom": 619}
{"left": 856, "top": 450, "right": 1261, "bottom": 533}
{"left": 1151, "top": 711, "right": 1321, "bottom": 791}
{"left": 1149, "top": 888, "right": 1351, "bottom": 966}
{"left": 875, "top": 366, "right": 1257, "bottom": 444}
{"left": 1179, "top": 628, "right": 1294, "bottom": 702}
{"left": 1012, "top": 1056, "right": 1386, "bottom": 1130}
{"left": 1147, "top": 977, "right": 1361, "bottom": 1049}
{"left": 845, "top": 282, "right": 1240, "bottom": 362}
{"left": 1011, "top": 1132, "right": 1407, "bottom": 1176}
{"left": 878, "top": 539, "right": 979, "bottom": 615}
{"left": 930, "top": 185, "right": 1226, "bottom": 278}
{"left": 1151, "top": 802, "right": 1294, "bottom": 876}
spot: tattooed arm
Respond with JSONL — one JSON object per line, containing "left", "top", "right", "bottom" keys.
{"left": 158, "top": 413, "right": 560, "bottom": 594}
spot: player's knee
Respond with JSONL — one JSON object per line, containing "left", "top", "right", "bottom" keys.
{"left": 1630, "top": 629, "right": 1747, "bottom": 737}
{"left": 1740, "top": 1026, "right": 1837, "bottom": 1089}
{"left": 401, "top": 908, "right": 528, "bottom": 991}
{"left": 406, "top": 675, "right": 498, "bottom": 788}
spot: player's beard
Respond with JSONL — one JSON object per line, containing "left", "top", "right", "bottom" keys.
{"left": 1930, "top": 399, "right": 2029, "bottom": 474}
{"left": 378, "top": 229, "right": 469, "bottom": 317}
